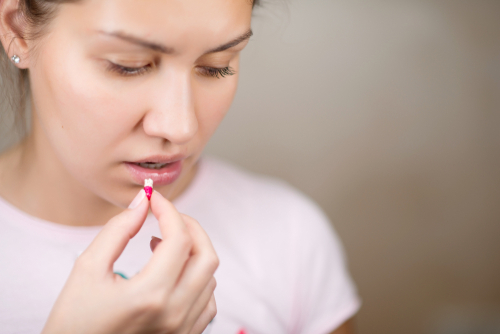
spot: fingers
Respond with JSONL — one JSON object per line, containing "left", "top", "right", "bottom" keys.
{"left": 169, "top": 215, "right": 219, "bottom": 307}
{"left": 150, "top": 190, "right": 189, "bottom": 239}
{"left": 141, "top": 190, "right": 218, "bottom": 333}
{"left": 79, "top": 189, "right": 149, "bottom": 274}
{"left": 188, "top": 293, "right": 217, "bottom": 334}
{"left": 139, "top": 191, "right": 193, "bottom": 288}
{"left": 182, "top": 277, "right": 216, "bottom": 333}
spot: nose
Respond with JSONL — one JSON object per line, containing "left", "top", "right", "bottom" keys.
{"left": 142, "top": 70, "right": 198, "bottom": 145}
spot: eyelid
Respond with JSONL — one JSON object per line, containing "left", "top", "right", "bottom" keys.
{"left": 198, "top": 48, "right": 243, "bottom": 64}
{"left": 107, "top": 58, "right": 152, "bottom": 67}
{"left": 103, "top": 59, "right": 235, "bottom": 79}
{"left": 105, "top": 60, "right": 153, "bottom": 76}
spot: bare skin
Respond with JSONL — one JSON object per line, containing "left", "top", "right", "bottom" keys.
{"left": 0, "top": 0, "right": 251, "bottom": 226}
{"left": 42, "top": 190, "right": 219, "bottom": 334}
{"left": 0, "top": 0, "right": 355, "bottom": 332}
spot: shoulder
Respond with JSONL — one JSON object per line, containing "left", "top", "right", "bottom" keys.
{"left": 192, "top": 156, "right": 337, "bottom": 249}
{"left": 197, "top": 157, "right": 361, "bottom": 333}
{"left": 200, "top": 156, "right": 322, "bottom": 216}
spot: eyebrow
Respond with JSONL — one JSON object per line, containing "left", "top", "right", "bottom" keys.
{"left": 98, "top": 29, "right": 253, "bottom": 55}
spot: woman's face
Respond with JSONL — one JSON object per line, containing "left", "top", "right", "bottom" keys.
{"left": 26, "top": 0, "right": 253, "bottom": 207}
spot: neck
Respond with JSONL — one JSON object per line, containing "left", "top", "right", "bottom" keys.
{"left": 0, "top": 132, "right": 122, "bottom": 226}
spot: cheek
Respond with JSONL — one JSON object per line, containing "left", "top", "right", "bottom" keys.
{"left": 30, "top": 33, "right": 239, "bottom": 173}
{"left": 31, "top": 47, "right": 144, "bottom": 168}
{"left": 195, "top": 73, "right": 239, "bottom": 141}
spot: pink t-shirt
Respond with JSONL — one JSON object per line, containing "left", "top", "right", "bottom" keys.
{"left": 0, "top": 157, "right": 360, "bottom": 334}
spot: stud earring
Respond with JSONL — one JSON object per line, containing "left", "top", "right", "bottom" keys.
{"left": 11, "top": 55, "right": 20, "bottom": 64}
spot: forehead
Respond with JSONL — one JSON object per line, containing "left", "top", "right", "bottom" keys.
{"left": 55, "top": 0, "right": 253, "bottom": 52}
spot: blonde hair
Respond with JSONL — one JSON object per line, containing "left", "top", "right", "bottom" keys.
{"left": 0, "top": 0, "right": 69, "bottom": 148}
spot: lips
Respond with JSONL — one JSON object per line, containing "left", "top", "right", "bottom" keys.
{"left": 124, "top": 156, "right": 184, "bottom": 186}
{"left": 131, "top": 155, "right": 184, "bottom": 164}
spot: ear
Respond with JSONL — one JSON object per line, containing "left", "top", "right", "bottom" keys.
{"left": 0, "top": 0, "right": 29, "bottom": 69}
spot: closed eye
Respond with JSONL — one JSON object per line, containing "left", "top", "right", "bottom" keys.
{"left": 105, "top": 61, "right": 236, "bottom": 79}
{"left": 197, "top": 66, "right": 236, "bottom": 79}
{"left": 105, "top": 61, "right": 153, "bottom": 76}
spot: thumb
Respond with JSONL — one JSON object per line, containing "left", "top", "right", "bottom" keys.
{"left": 83, "top": 189, "right": 149, "bottom": 273}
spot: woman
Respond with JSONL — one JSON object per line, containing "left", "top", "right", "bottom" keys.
{"left": 0, "top": 0, "right": 360, "bottom": 333}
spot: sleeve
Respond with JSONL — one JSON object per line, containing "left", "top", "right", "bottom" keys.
{"left": 288, "top": 193, "right": 361, "bottom": 334}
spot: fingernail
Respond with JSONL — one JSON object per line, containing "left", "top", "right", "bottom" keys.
{"left": 128, "top": 189, "right": 146, "bottom": 209}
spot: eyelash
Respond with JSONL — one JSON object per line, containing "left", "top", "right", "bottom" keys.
{"left": 106, "top": 62, "right": 236, "bottom": 79}
{"left": 198, "top": 66, "right": 236, "bottom": 79}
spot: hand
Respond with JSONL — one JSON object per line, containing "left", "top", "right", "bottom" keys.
{"left": 42, "top": 189, "right": 218, "bottom": 334}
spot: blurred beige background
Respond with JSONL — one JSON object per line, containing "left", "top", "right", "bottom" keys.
{"left": 1, "top": 0, "right": 499, "bottom": 333}
{"left": 205, "top": 1, "right": 500, "bottom": 333}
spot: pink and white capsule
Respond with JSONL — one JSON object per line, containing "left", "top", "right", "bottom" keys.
{"left": 144, "top": 178, "right": 153, "bottom": 201}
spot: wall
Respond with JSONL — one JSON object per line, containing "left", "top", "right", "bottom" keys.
{"left": 205, "top": 1, "right": 500, "bottom": 333}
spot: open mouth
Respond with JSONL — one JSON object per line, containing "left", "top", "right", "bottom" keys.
{"left": 133, "top": 162, "right": 171, "bottom": 170}
{"left": 125, "top": 157, "right": 184, "bottom": 186}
